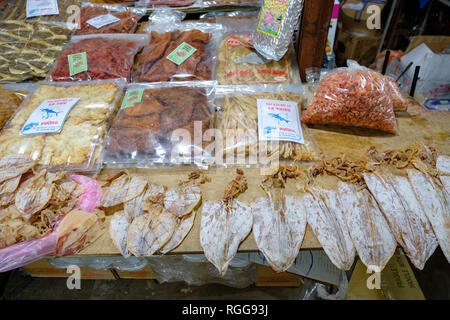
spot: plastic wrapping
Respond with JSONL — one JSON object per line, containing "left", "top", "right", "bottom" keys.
{"left": 0, "top": 172, "right": 102, "bottom": 273}
{"left": 201, "top": 0, "right": 260, "bottom": 7}
{"left": 0, "top": 81, "right": 123, "bottom": 172}
{"left": 0, "top": 0, "right": 82, "bottom": 23}
{"left": 253, "top": 0, "right": 304, "bottom": 61}
{"left": 50, "top": 34, "right": 148, "bottom": 82}
{"left": 136, "top": 0, "right": 198, "bottom": 7}
{"left": 75, "top": 3, "right": 145, "bottom": 35}
{"left": 47, "top": 255, "right": 148, "bottom": 271}
{"left": 0, "top": 20, "right": 72, "bottom": 82}
{"left": 146, "top": 255, "right": 257, "bottom": 288}
{"left": 302, "top": 63, "right": 398, "bottom": 134}
{"left": 135, "top": 9, "right": 223, "bottom": 82}
{"left": 386, "top": 76, "right": 408, "bottom": 112}
{"left": 215, "top": 85, "right": 319, "bottom": 166}
{"left": 0, "top": 87, "right": 28, "bottom": 129}
{"left": 104, "top": 81, "right": 215, "bottom": 168}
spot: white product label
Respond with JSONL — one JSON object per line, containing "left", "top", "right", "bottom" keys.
{"left": 86, "top": 14, "right": 120, "bottom": 29}
{"left": 20, "top": 98, "right": 80, "bottom": 135}
{"left": 257, "top": 99, "right": 304, "bottom": 144}
{"left": 342, "top": 3, "right": 365, "bottom": 11}
{"left": 26, "top": 0, "right": 59, "bottom": 18}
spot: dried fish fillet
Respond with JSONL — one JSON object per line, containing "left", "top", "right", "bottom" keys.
{"left": 407, "top": 169, "right": 450, "bottom": 263}
{"left": 160, "top": 210, "right": 197, "bottom": 255}
{"left": 102, "top": 173, "right": 147, "bottom": 207}
{"left": 127, "top": 207, "right": 176, "bottom": 257}
{"left": 0, "top": 175, "right": 21, "bottom": 195}
{"left": 303, "top": 188, "right": 355, "bottom": 270}
{"left": 338, "top": 182, "right": 397, "bottom": 271}
{"left": 200, "top": 200, "right": 252, "bottom": 275}
{"left": 109, "top": 210, "right": 131, "bottom": 258}
{"left": 436, "top": 156, "right": 450, "bottom": 194}
{"left": 364, "top": 172, "right": 438, "bottom": 269}
{"left": 15, "top": 173, "right": 53, "bottom": 221}
{"left": 251, "top": 194, "right": 307, "bottom": 273}
{"left": 0, "top": 155, "right": 35, "bottom": 183}
{"left": 164, "top": 185, "right": 201, "bottom": 217}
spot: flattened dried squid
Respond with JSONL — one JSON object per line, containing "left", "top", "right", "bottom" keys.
{"left": 109, "top": 210, "right": 131, "bottom": 258}
{"left": 101, "top": 173, "right": 147, "bottom": 207}
{"left": 164, "top": 185, "right": 201, "bottom": 217}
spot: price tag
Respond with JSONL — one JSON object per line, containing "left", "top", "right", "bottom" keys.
{"left": 166, "top": 42, "right": 197, "bottom": 65}
{"left": 26, "top": 0, "right": 59, "bottom": 18}
{"left": 68, "top": 52, "right": 88, "bottom": 76}
{"left": 86, "top": 14, "right": 120, "bottom": 29}
{"left": 121, "top": 89, "right": 144, "bottom": 109}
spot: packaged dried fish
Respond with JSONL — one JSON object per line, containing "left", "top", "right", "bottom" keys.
{"left": 104, "top": 82, "right": 215, "bottom": 168}
{"left": 252, "top": 0, "right": 304, "bottom": 61}
{"left": 0, "top": 82, "right": 122, "bottom": 172}
{"left": 338, "top": 182, "right": 397, "bottom": 272}
{"left": 216, "top": 85, "right": 319, "bottom": 166}
{"left": 364, "top": 171, "right": 439, "bottom": 269}
{"left": 0, "top": 88, "right": 28, "bottom": 129}
{"left": 302, "top": 187, "right": 356, "bottom": 270}
{"left": 1, "top": 0, "right": 82, "bottom": 23}
{"left": 302, "top": 64, "right": 398, "bottom": 134}
{"left": 75, "top": 3, "right": 145, "bottom": 35}
{"left": 50, "top": 34, "right": 148, "bottom": 82}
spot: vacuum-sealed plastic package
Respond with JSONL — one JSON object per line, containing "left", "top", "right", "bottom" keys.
{"left": 253, "top": 0, "right": 304, "bottom": 61}
{"left": 104, "top": 81, "right": 215, "bottom": 168}
{"left": 49, "top": 34, "right": 147, "bottom": 82}
{"left": 1, "top": 0, "right": 82, "bottom": 23}
{"left": 75, "top": 3, "right": 145, "bottom": 35}
{"left": 0, "top": 81, "right": 123, "bottom": 172}
{"left": 50, "top": 34, "right": 148, "bottom": 82}
{"left": 216, "top": 85, "right": 319, "bottom": 166}
{"left": 302, "top": 64, "right": 398, "bottom": 134}
{"left": 0, "top": 88, "right": 28, "bottom": 129}
{"left": 135, "top": 9, "right": 223, "bottom": 82}
{"left": 136, "top": 0, "right": 198, "bottom": 7}
{"left": 0, "top": 20, "right": 72, "bottom": 82}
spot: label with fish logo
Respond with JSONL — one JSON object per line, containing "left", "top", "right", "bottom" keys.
{"left": 121, "top": 89, "right": 144, "bottom": 109}
{"left": 68, "top": 52, "right": 88, "bottom": 76}
{"left": 20, "top": 98, "right": 80, "bottom": 135}
{"left": 166, "top": 42, "right": 197, "bottom": 66}
{"left": 257, "top": 99, "right": 304, "bottom": 144}
{"left": 26, "top": 0, "right": 59, "bottom": 18}
{"left": 257, "top": 0, "right": 290, "bottom": 37}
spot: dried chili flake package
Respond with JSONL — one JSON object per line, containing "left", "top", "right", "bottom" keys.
{"left": 50, "top": 34, "right": 148, "bottom": 82}
{"left": 104, "top": 82, "right": 215, "bottom": 168}
{"left": 75, "top": 4, "right": 145, "bottom": 35}
{"left": 301, "top": 67, "right": 398, "bottom": 134}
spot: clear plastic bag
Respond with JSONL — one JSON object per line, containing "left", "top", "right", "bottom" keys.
{"left": 0, "top": 87, "right": 29, "bottom": 130}
{"left": 135, "top": 0, "right": 199, "bottom": 8}
{"left": 104, "top": 81, "right": 215, "bottom": 168}
{"left": 50, "top": 34, "right": 148, "bottom": 82}
{"left": 215, "top": 85, "right": 319, "bottom": 167}
{"left": 0, "top": 80, "right": 124, "bottom": 172}
{"left": 48, "top": 256, "right": 148, "bottom": 271}
{"left": 253, "top": 0, "right": 304, "bottom": 61}
{"left": 74, "top": 3, "right": 145, "bottom": 35}
{"left": 0, "top": 20, "right": 72, "bottom": 82}
{"left": 386, "top": 76, "right": 408, "bottom": 112}
{"left": 201, "top": 0, "right": 261, "bottom": 7}
{"left": 135, "top": 9, "right": 223, "bottom": 82}
{"left": 302, "top": 63, "right": 398, "bottom": 134}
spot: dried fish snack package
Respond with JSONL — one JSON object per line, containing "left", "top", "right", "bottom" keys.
{"left": 302, "top": 62, "right": 398, "bottom": 134}
{"left": 215, "top": 84, "right": 319, "bottom": 167}
{"left": 50, "top": 33, "right": 148, "bottom": 82}
{"left": 75, "top": 3, "right": 145, "bottom": 35}
{"left": 104, "top": 81, "right": 216, "bottom": 169}
{"left": 0, "top": 20, "right": 72, "bottom": 82}
{"left": 0, "top": 80, "right": 124, "bottom": 172}
{"left": 0, "top": 0, "right": 82, "bottom": 24}
{"left": 252, "top": 0, "right": 304, "bottom": 61}
{"left": 135, "top": 8, "right": 224, "bottom": 82}
{"left": 0, "top": 86, "right": 29, "bottom": 130}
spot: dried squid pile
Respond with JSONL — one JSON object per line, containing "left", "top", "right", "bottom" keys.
{"left": 108, "top": 171, "right": 208, "bottom": 258}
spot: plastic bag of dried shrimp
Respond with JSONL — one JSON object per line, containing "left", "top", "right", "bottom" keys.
{"left": 301, "top": 62, "right": 398, "bottom": 134}
{"left": 215, "top": 84, "right": 319, "bottom": 167}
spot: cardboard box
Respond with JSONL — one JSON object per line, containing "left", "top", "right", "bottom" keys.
{"left": 405, "top": 36, "right": 450, "bottom": 54}
{"left": 340, "top": 0, "right": 388, "bottom": 36}
{"left": 335, "top": 28, "right": 381, "bottom": 67}
{"left": 346, "top": 249, "right": 426, "bottom": 300}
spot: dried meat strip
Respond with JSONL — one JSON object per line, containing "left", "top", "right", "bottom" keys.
{"left": 407, "top": 169, "right": 450, "bottom": 263}
{"left": 251, "top": 194, "right": 306, "bottom": 273}
{"left": 303, "top": 188, "right": 355, "bottom": 270}
{"left": 338, "top": 182, "right": 397, "bottom": 271}
{"left": 364, "top": 171, "right": 438, "bottom": 269}
{"left": 200, "top": 199, "right": 252, "bottom": 275}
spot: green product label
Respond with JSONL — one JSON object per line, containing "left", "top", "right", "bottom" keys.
{"left": 257, "top": 0, "right": 290, "bottom": 37}
{"left": 68, "top": 52, "right": 87, "bottom": 76}
{"left": 166, "top": 42, "right": 197, "bottom": 65}
{"left": 121, "top": 89, "right": 143, "bottom": 109}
